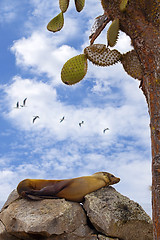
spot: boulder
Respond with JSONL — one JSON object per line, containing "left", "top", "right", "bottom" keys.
{"left": 0, "top": 191, "right": 94, "bottom": 240}
{"left": 0, "top": 187, "right": 152, "bottom": 240}
{"left": 0, "top": 220, "right": 19, "bottom": 240}
{"left": 84, "top": 186, "right": 153, "bottom": 240}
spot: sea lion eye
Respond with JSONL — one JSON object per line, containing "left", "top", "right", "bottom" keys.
{"left": 111, "top": 175, "right": 114, "bottom": 178}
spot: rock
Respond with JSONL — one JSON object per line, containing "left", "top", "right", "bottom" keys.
{"left": 84, "top": 186, "right": 153, "bottom": 240}
{"left": 0, "top": 187, "right": 153, "bottom": 240}
{"left": 0, "top": 190, "right": 94, "bottom": 240}
{"left": 98, "top": 234, "right": 120, "bottom": 240}
{"left": 0, "top": 190, "right": 20, "bottom": 240}
{"left": 0, "top": 221, "right": 19, "bottom": 240}
{"left": 1, "top": 189, "right": 19, "bottom": 212}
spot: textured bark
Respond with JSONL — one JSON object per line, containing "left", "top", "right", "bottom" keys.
{"left": 100, "top": 0, "right": 160, "bottom": 239}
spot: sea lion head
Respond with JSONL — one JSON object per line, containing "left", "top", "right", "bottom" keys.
{"left": 92, "top": 172, "right": 120, "bottom": 185}
{"left": 104, "top": 172, "right": 120, "bottom": 184}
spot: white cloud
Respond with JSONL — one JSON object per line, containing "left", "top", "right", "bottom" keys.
{"left": 0, "top": 0, "right": 17, "bottom": 23}
{"left": 2, "top": 74, "right": 149, "bottom": 148}
{"left": 0, "top": 169, "right": 18, "bottom": 203}
{"left": 115, "top": 32, "right": 133, "bottom": 53}
{"left": 30, "top": 0, "right": 59, "bottom": 17}
{"left": 11, "top": 32, "right": 78, "bottom": 85}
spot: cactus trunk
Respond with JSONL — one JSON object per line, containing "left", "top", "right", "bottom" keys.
{"left": 101, "top": 0, "right": 160, "bottom": 238}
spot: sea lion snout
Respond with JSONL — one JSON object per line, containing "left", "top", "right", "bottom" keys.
{"left": 106, "top": 173, "right": 120, "bottom": 185}
{"left": 113, "top": 177, "right": 120, "bottom": 184}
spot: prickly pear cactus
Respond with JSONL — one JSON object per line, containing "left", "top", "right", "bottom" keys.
{"left": 107, "top": 19, "right": 119, "bottom": 47}
{"left": 75, "top": 0, "right": 85, "bottom": 12}
{"left": 119, "top": 0, "right": 129, "bottom": 12}
{"left": 47, "top": 12, "right": 64, "bottom": 32}
{"left": 120, "top": 50, "right": 143, "bottom": 80}
{"left": 84, "top": 44, "right": 121, "bottom": 66}
{"left": 59, "top": 0, "right": 70, "bottom": 13}
{"left": 61, "top": 54, "right": 88, "bottom": 85}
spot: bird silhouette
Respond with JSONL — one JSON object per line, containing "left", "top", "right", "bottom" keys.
{"left": 60, "top": 116, "right": 65, "bottom": 123}
{"left": 79, "top": 121, "right": 84, "bottom": 127}
{"left": 20, "top": 98, "right": 27, "bottom": 107}
{"left": 103, "top": 128, "right": 109, "bottom": 133}
{"left": 15, "top": 102, "right": 19, "bottom": 108}
{"left": 33, "top": 116, "right": 40, "bottom": 123}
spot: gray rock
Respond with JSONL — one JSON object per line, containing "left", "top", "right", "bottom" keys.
{"left": 0, "top": 190, "right": 94, "bottom": 240}
{"left": 0, "top": 187, "right": 153, "bottom": 240}
{"left": 98, "top": 234, "right": 120, "bottom": 240}
{"left": 45, "top": 233, "right": 98, "bottom": 240}
{"left": 84, "top": 186, "right": 153, "bottom": 240}
{"left": 1, "top": 189, "right": 20, "bottom": 212}
{"left": 0, "top": 220, "right": 19, "bottom": 240}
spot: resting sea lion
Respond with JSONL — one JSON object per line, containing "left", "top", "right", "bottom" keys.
{"left": 17, "top": 172, "right": 120, "bottom": 202}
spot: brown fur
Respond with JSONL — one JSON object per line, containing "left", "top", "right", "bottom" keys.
{"left": 17, "top": 172, "right": 120, "bottom": 202}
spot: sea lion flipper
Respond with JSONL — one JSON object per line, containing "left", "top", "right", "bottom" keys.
{"left": 24, "top": 179, "right": 71, "bottom": 199}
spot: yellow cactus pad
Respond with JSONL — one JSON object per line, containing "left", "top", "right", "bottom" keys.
{"left": 84, "top": 44, "right": 121, "bottom": 67}
{"left": 120, "top": 50, "right": 143, "bottom": 80}
{"left": 75, "top": 0, "right": 85, "bottom": 12}
{"left": 120, "top": 0, "right": 129, "bottom": 12}
{"left": 107, "top": 19, "right": 119, "bottom": 47}
{"left": 59, "top": 0, "right": 70, "bottom": 13}
{"left": 61, "top": 54, "right": 88, "bottom": 85}
{"left": 47, "top": 12, "right": 64, "bottom": 32}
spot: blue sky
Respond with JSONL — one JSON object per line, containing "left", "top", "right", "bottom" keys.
{"left": 0, "top": 0, "right": 152, "bottom": 216}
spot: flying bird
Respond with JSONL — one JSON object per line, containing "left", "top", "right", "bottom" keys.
{"left": 15, "top": 102, "right": 19, "bottom": 109}
{"left": 21, "top": 98, "right": 27, "bottom": 107}
{"left": 79, "top": 121, "right": 84, "bottom": 127}
{"left": 33, "top": 116, "right": 40, "bottom": 123}
{"left": 60, "top": 116, "right": 65, "bottom": 123}
{"left": 103, "top": 128, "right": 109, "bottom": 133}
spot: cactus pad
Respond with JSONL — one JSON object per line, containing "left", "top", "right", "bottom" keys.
{"left": 75, "top": 0, "right": 85, "bottom": 12}
{"left": 47, "top": 12, "right": 64, "bottom": 32}
{"left": 61, "top": 54, "right": 88, "bottom": 85}
{"left": 59, "top": 0, "right": 70, "bottom": 13}
{"left": 119, "top": 0, "right": 129, "bottom": 12}
{"left": 107, "top": 19, "right": 119, "bottom": 47}
{"left": 121, "top": 50, "right": 143, "bottom": 80}
{"left": 84, "top": 44, "right": 121, "bottom": 66}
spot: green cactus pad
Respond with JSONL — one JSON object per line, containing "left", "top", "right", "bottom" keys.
{"left": 107, "top": 19, "right": 119, "bottom": 47}
{"left": 84, "top": 44, "right": 121, "bottom": 66}
{"left": 59, "top": 0, "right": 70, "bottom": 13}
{"left": 121, "top": 50, "right": 143, "bottom": 80}
{"left": 75, "top": 0, "right": 85, "bottom": 12}
{"left": 61, "top": 54, "right": 88, "bottom": 85}
{"left": 47, "top": 12, "right": 64, "bottom": 32}
{"left": 120, "top": 0, "right": 129, "bottom": 12}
